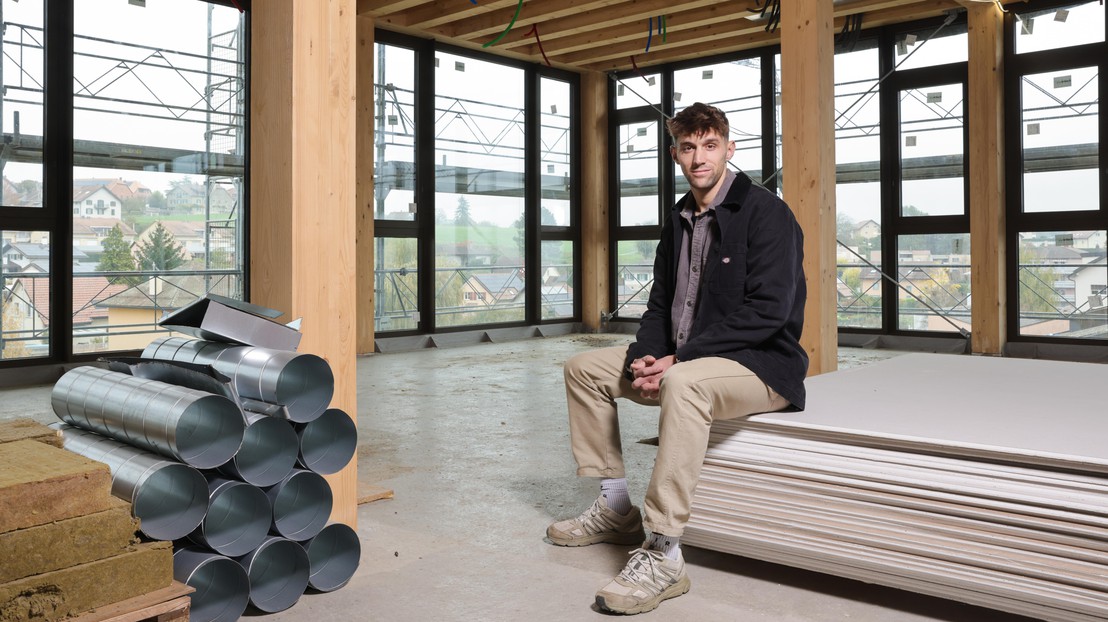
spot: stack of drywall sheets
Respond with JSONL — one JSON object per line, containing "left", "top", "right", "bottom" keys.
{"left": 682, "top": 353, "right": 1108, "bottom": 622}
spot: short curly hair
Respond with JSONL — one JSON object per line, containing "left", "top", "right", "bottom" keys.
{"left": 666, "top": 102, "right": 729, "bottom": 142}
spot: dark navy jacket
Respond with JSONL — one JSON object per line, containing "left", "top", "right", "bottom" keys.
{"left": 624, "top": 172, "right": 809, "bottom": 409}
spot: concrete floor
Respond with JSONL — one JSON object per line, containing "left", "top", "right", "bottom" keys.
{"left": 0, "top": 334, "right": 1040, "bottom": 622}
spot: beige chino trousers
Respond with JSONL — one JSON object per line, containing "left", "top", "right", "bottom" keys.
{"left": 564, "top": 345, "right": 788, "bottom": 537}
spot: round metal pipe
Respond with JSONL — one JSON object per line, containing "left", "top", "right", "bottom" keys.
{"left": 51, "top": 366, "right": 245, "bottom": 469}
{"left": 51, "top": 423, "right": 208, "bottom": 540}
{"left": 189, "top": 475, "right": 272, "bottom": 557}
{"left": 236, "top": 535, "right": 310, "bottom": 613}
{"left": 173, "top": 547, "right": 251, "bottom": 622}
{"left": 265, "top": 469, "right": 333, "bottom": 541}
{"left": 218, "top": 412, "right": 298, "bottom": 487}
{"left": 295, "top": 408, "right": 357, "bottom": 475}
{"left": 301, "top": 523, "right": 360, "bottom": 592}
{"left": 144, "top": 337, "right": 334, "bottom": 423}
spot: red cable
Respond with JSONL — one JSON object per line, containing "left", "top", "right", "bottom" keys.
{"left": 524, "top": 25, "right": 551, "bottom": 67}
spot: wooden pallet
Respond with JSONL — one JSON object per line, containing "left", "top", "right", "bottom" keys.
{"left": 69, "top": 582, "right": 194, "bottom": 622}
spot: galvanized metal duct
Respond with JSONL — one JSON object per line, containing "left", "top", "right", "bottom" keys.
{"left": 237, "top": 535, "right": 310, "bottom": 613}
{"left": 188, "top": 475, "right": 272, "bottom": 557}
{"left": 295, "top": 407, "right": 357, "bottom": 475}
{"left": 265, "top": 469, "right": 333, "bottom": 541}
{"left": 301, "top": 522, "right": 361, "bottom": 592}
{"left": 51, "top": 366, "right": 245, "bottom": 469}
{"left": 51, "top": 423, "right": 209, "bottom": 541}
{"left": 218, "top": 412, "right": 298, "bottom": 487}
{"left": 143, "top": 337, "right": 334, "bottom": 423}
{"left": 173, "top": 547, "right": 251, "bottom": 622}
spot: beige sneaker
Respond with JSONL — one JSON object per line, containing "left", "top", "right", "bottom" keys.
{"left": 595, "top": 547, "right": 691, "bottom": 615}
{"left": 546, "top": 496, "right": 645, "bottom": 547}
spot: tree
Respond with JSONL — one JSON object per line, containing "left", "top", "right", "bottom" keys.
{"left": 454, "top": 196, "right": 473, "bottom": 226}
{"left": 135, "top": 223, "right": 186, "bottom": 272}
{"left": 97, "top": 225, "right": 138, "bottom": 285}
{"left": 122, "top": 196, "right": 146, "bottom": 221}
{"left": 148, "top": 191, "right": 167, "bottom": 211}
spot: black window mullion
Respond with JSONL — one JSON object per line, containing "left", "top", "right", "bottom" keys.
{"left": 46, "top": 0, "right": 74, "bottom": 362}
{"left": 415, "top": 37, "right": 436, "bottom": 334}
{"left": 524, "top": 71, "right": 540, "bottom": 326}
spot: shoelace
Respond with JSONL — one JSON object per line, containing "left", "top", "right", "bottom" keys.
{"left": 618, "top": 548, "right": 671, "bottom": 592}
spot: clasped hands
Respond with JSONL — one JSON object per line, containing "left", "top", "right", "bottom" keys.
{"left": 629, "top": 354, "right": 677, "bottom": 401}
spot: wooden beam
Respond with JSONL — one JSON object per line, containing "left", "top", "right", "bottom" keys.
{"left": 781, "top": 0, "right": 837, "bottom": 376}
{"left": 251, "top": 0, "right": 359, "bottom": 527}
{"left": 965, "top": 1, "right": 1006, "bottom": 354}
{"left": 580, "top": 71, "right": 609, "bottom": 331}
{"left": 357, "top": 16, "right": 376, "bottom": 355}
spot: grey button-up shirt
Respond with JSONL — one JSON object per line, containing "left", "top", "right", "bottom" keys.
{"left": 670, "top": 170, "right": 736, "bottom": 348}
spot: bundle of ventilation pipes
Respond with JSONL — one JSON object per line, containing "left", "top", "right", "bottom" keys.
{"left": 50, "top": 301, "right": 360, "bottom": 622}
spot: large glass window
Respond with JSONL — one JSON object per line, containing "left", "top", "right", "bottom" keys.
{"left": 835, "top": 43, "right": 882, "bottom": 329}
{"left": 434, "top": 51, "right": 525, "bottom": 328}
{"left": 1008, "top": 2, "right": 1106, "bottom": 344}
{"left": 71, "top": 1, "right": 245, "bottom": 354}
{"left": 1017, "top": 231, "right": 1107, "bottom": 338}
{"left": 899, "top": 83, "right": 965, "bottom": 217}
{"left": 539, "top": 76, "right": 575, "bottom": 321}
{"left": 618, "top": 120, "right": 659, "bottom": 227}
{"left": 1020, "top": 67, "right": 1099, "bottom": 214}
{"left": 373, "top": 41, "right": 420, "bottom": 334}
{"left": 1, "top": 1, "right": 247, "bottom": 373}
{"left": 896, "top": 233, "right": 971, "bottom": 333}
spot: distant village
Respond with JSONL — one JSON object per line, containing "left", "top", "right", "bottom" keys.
{"left": 2, "top": 177, "right": 241, "bottom": 357}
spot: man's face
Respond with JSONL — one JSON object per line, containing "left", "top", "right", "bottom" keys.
{"left": 670, "top": 130, "right": 735, "bottom": 195}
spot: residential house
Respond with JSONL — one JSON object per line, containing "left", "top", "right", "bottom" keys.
{"left": 73, "top": 219, "right": 138, "bottom": 259}
{"left": 72, "top": 184, "right": 125, "bottom": 219}
{"left": 166, "top": 179, "right": 236, "bottom": 214}
{"left": 853, "top": 219, "right": 881, "bottom": 241}
{"left": 3, "top": 177, "right": 42, "bottom": 207}
{"left": 1073, "top": 230, "right": 1107, "bottom": 250}
{"left": 460, "top": 271, "right": 523, "bottom": 306}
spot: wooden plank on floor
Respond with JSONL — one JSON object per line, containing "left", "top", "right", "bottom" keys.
{"left": 68, "top": 582, "right": 193, "bottom": 622}
{"left": 357, "top": 481, "right": 394, "bottom": 504}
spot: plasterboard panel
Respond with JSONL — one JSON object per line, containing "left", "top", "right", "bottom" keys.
{"left": 744, "top": 353, "right": 1108, "bottom": 472}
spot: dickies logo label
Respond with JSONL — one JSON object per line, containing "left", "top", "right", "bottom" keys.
{"left": 722, "top": 257, "right": 731, "bottom": 264}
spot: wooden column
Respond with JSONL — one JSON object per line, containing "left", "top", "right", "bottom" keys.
{"left": 780, "top": 0, "right": 837, "bottom": 376}
{"left": 580, "top": 70, "right": 609, "bottom": 331}
{"left": 250, "top": 0, "right": 359, "bottom": 527}
{"left": 964, "top": 1, "right": 1007, "bottom": 354}
{"left": 356, "top": 14, "right": 376, "bottom": 354}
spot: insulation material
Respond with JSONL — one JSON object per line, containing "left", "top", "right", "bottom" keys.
{"left": 0, "top": 419, "right": 61, "bottom": 448}
{"left": 683, "top": 353, "right": 1108, "bottom": 622}
{"left": 0, "top": 541, "right": 172, "bottom": 622}
{"left": 0, "top": 440, "right": 114, "bottom": 534}
{"left": 0, "top": 502, "right": 138, "bottom": 584}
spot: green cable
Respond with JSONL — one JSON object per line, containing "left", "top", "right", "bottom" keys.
{"left": 484, "top": 0, "right": 524, "bottom": 48}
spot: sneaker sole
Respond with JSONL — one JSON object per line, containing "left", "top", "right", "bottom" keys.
{"left": 546, "top": 529, "right": 645, "bottom": 547}
{"left": 595, "top": 573, "right": 691, "bottom": 615}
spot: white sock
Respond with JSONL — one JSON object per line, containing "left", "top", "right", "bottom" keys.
{"left": 646, "top": 532, "right": 681, "bottom": 560}
{"left": 600, "top": 478, "right": 631, "bottom": 515}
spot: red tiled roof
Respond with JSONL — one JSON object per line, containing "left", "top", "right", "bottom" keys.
{"left": 16, "top": 275, "right": 128, "bottom": 327}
